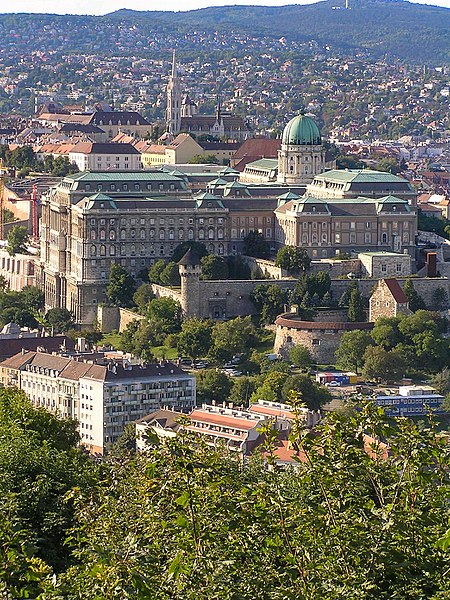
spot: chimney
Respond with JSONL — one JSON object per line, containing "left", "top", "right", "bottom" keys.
{"left": 426, "top": 252, "right": 437, "bottom": 277}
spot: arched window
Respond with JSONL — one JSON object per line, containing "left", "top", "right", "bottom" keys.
{"left": 109, "top": 245, "right": 116, "bottom": 256}
{"left": 109, "top": 230, "right": 116, "bottom": 240}
{"left": 218, "top": 228, "right": 224, "bottom": 239}
{"left": 198, "top": 229, "right": 205, "bottom": 240}
{"left": 90, "top": 245, "right": 96, "bottom": 256}
{"left": 382, "top": 233, "right": 388, "bottom": 243}
{"left": 179, "top": 229, "right": 184, "bottom": 239}
{"left": 120, "top": 229, "right": 126, "bottom": 240}
{"left": 188, "top": 229, "right": 194, "bottom": 240}
{"left": 100, "top": 245, "right": 106, "bottom": 256}
{"left": 218, "top": 243, "right": 224, "bottom": 255}
{"left": 90, "top": 230, "right": 96, "bottom": 240}
{"left": 159, "top": 229, "right": 165, "bottom": 240}
{"left": 208, "top": 229, "right": 214, "bottom": 239}
{"left": 140, "top": 229, "right": 146, "bottom": 240}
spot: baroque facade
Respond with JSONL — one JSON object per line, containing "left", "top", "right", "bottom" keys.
{"left": 38, "top": 113, "right": 418, "bottom": 326}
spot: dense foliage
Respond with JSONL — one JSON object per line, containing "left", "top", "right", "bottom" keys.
{"left": 336, "top": 310, "right": 449, "bottom": 378}
{"left": 5, "top": 391, "right": 450, "bottom": 598}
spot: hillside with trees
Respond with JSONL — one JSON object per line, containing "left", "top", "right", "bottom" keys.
{"left": 0, "top": 1, "right": 449, "bottom": 64}
{"left": 3, "top": 387, "right": 450, "bottom": 598}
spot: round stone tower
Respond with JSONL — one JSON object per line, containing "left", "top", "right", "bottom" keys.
{"left": 178, "top": 248, "right": 201, "bottom": 318}
{"left": 277, "top": 112, "right": 325, "bottom": 185}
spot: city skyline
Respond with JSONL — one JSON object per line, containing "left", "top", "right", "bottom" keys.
{"left": 3, "top": 0, "right": 449, "bottom": 16}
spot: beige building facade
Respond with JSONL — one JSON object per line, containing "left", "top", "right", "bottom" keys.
{"left": 0, "top": 351, "right": 195, "bottom": 455}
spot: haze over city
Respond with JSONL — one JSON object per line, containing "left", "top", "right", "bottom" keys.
{"left": 3, "top": 0, "right": 450, "bottom": 15}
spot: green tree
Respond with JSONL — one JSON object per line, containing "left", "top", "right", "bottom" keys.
{"left": 177, "top": 318, "right": 213, "bottom": 361}
{"left": 229, "top": 376, "right": 259, "bottom": 406}
{"left": 196, "top": 369, "right": 232, "bottom": 404}
{"left": 0, "top": 387, "right": 96, "bottom": 576}
{"left": 275, "top": 245, "right": 311, "bottom": 275}
{"left": 413, "top": 330, "right": 449, "bottom": 372}
{"left": 188, "top": 153, "right": 219, "bottom": 164}
{"left": 6, "top": 225, "right": 29, "bottom": 256}
{"left": 148, "top": 259, "right": 166, "bottom": 284}
{"left": 289, "top": 345, "right": 313, "bottom": 370}
{"left": 336, "top": 154, "right": 365, "bottom": 169}
{"left": 347, "top": 287, "right": 366, "bottom": 322}
{"left": 42, "top": 406, "right": 450, "bottom": 598}
{"left": 133, "top": 283, "right": 155, "bottom": 313}
{"left": 376, "top": 157, "right": 401, "bottom": 174}
{"left": 338, "top": 281, "right": 357, "bottom": 308}
{"left": 160, "top": 261, "right": 181, "bottom": 286}
{"left": 250, "top": 371, "right": 289, "bottom": 404}
{"left": 243, "top": 230, "right": 270, "bottom": 259}
{"left": 147, "top": 297, "right": 182, "bottom": 333}
{"left": 121, "top": 320, "right": 155, "bottom": 361}
{"left": 363, "top": 346, "right": 406, "bottom": 382}
{"left": 403, "top": 277, "right": 426, "bottom": 312}
{"left": 398, "top": 309, "right": 439, "bottom": 339}
{"left": 3, "top": 208, "right": 15, "bottom": 224}
{"left": 431, "top": 286, "right": 449, "bottom": 311}
{"left": 106, "top": 263, "right": 136, "bottom": 308}
{"left": 200, "top": 254, "right": 229, "bottom": 280}
{"left": 281, "top": 374, "right": 332, "bottom": 410}
{"left": 370, "top": 317, "right": 403, "bottom": 349}
{"left": 211, "top": 316, "right": 258, "bottom": 361}
{"left": 21, "top": 285, "right": 45, "bottom": 311}
{"left": 430, "top": 367, "right": 450, "bottom": 395}
{"left": 335, "top": 329, "right": 373, "bottom": 374}
{"left": 45, "top": 307, "right": 75, "bottom": 333}
{"left": 250, "top": 284, "right": 288, "bottom": 324}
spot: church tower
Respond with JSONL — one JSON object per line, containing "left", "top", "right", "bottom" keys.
{"left": 277, "top": 112, "right": 325, "bottom": 185}
{"left": 166, "top": 50, "right": 182, "bottom": 136}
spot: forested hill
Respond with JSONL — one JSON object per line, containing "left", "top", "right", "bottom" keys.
{"left": 0, "top": 0, "right": 449, "bottom": 64}
{"left": 108, "top": 0, "right": 449, "bottom": 63}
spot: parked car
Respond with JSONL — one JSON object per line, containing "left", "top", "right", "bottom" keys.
{"left": 325, "top": 381, "right": 341, "bottom": 387}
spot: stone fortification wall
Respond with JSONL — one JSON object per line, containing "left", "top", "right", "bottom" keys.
{"left": 274, "top": 312, "right": 373, "bottom": 365}
{"left": 242, "top": 256, "right": 290, "bottom": 279}
{"left": 150, "top": 284, "right": 183, "bottom": 304}
{"left": 309, "top": 259, "right": 361, "bottom": 278}
{"left": 97, "top": 306, "right": 144, "bottom": 333}
{"left": 195, "top": 279, "right": 297, "bottom": 319}
{"left": 327, "top": 277, "right": 450, "bottom": 308}
{"left": 119, "top": 308, "right": 144, "bottom": 332}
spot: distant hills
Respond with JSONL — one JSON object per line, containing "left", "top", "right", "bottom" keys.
{"left": 106, "top": 0, "right": 450, "bottom": 63}
{"left": 0, "top": 0, "right": 449, "bottom": 64}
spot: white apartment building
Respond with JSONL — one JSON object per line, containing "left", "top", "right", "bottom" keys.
{"left": 0, "top": 352, "right": 196, "bottom": 454}
{"left": 69, "top": 142, "right": 142, "bottom": 172}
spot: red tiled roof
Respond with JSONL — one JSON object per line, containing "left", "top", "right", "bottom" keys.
{"left": 249, "top": 404, "right": 296, "bottom": 419}
{"left": 232, "top": 137, "right": 280, "bottom": 160}
{"left": 189, "top": 409, "right": 260, "bottom": 431}
{"left": 383, "top": 278, "right": 408, "bottom": 304}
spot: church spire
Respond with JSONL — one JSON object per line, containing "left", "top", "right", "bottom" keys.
{"left": 171, "top": 49, "right": 177, "bottom": 79}
{"left": 166, "top": 49, "right": 182, "bottom": 136}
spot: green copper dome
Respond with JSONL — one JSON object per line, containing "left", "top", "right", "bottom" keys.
{"left": 282, "top": 113, "right": 321, "bottom": 146}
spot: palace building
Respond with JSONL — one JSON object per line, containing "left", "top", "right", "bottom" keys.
{"left": 38, "top": 111, "right": 418, "bottom": 326}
